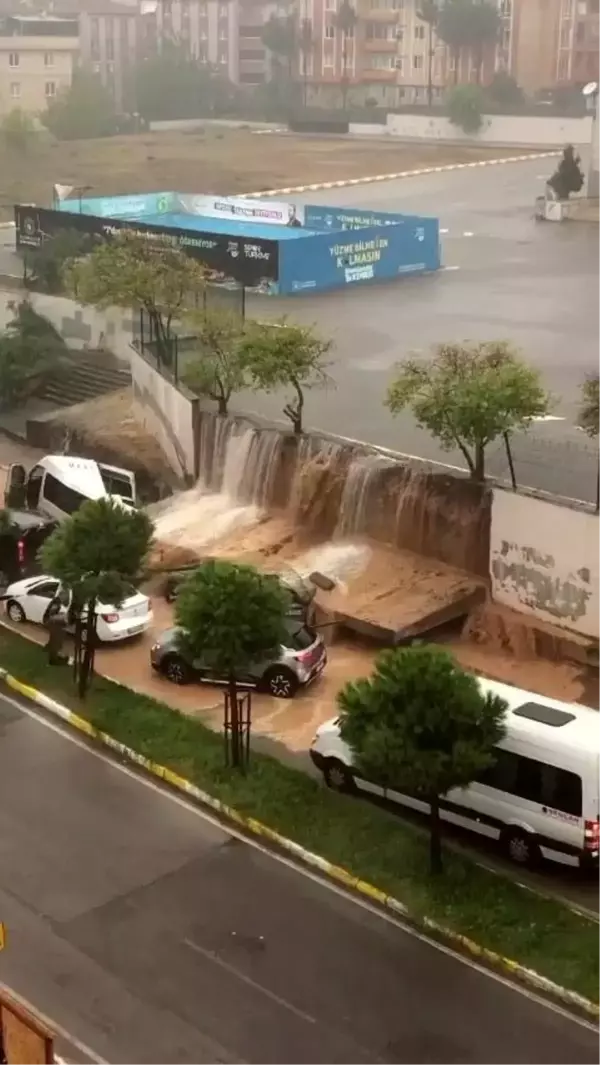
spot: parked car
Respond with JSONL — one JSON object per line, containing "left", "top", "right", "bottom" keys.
{"left": 162, "top": 562, "right": 316, "bottom": 621}
{"left": 0, "top": 511, "right": 59, "bottom": 590}
{"left": 150, "top": 618, "right": 326, "bottom": 698}
{"left": 4, "top": 575, "right": 152, "bottom": 643}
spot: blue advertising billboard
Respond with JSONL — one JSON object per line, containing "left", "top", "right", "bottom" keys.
{"left": 278, "top": 217, "right": 440, "bottom": 294}
{"left": 304, "top": 204, "right": 412, "bottom": 231}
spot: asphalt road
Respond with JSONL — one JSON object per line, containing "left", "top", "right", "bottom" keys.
{"left": 241, "top": 155, "right": 599, "bottom": 504}
{"left": 0, "top": 688, "right": 597, "bottom": 1065}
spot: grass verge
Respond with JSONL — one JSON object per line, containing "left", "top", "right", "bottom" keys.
{"left": 0, "top": 625, "right": 597, "bottom": 1002}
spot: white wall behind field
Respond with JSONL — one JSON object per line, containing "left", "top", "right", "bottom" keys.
{"left": 349, "top": 113, "right": 592, "bottom": 148}
{"left": 490, "top": 489, "right": 599, "bottom": 640}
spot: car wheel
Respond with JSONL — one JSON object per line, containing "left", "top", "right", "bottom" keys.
{"left": 502, "top": 828, "right": 541, "bottom": 867}
{"left": 323, "top": 758, "right": 356, "bottom": 793}
{"left": 262, "top": 667, "right": 298, "bottom": 699}
{"left": 163, "top": 655, "right": 192, "bottom": 685}
{"left": 6, "top": 600, "right": 26, "bottom": 623}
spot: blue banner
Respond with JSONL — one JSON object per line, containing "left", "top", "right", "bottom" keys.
{"left": 278, "top": 217, "right": 440, "bottom": 294}
{"left": 304, "top": 204, "right": 410, "bottom": 231}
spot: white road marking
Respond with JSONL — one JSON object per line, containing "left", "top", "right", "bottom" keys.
{"left": 184, "top": 938, "right": 317, "bottom": 1025}
{"left": 440, "top": 227, "right": 449, "bottom": 234}
{"left": 442, "top": 264, "right": 461, "bottom": 271}
{"left": 0, "top": 981, "right": 108, "bottom": 1064}
{"left": 532, "top": 415, "right": 567, "bottom": 423}
{"left": 463, "top": 231, "right": 475, "bottom": 237}
{"left": 0, "top": 689, "right": 597, "bottom": 1036}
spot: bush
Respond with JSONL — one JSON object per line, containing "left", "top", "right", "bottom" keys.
{"left": 446, "top": 83, "right": 485, "bottom": 134}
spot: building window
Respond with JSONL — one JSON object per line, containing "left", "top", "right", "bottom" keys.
{"left": 414, "top": 24, "right": 425, "bottom": 38}
{"left": 9, "top": 52, "right": 19, "bottom": 67}
{"left": 10, "top": 82, "right": 20, "bottom": 99}
{"left": 325, "top": 23, "right": 335, "bottom": 37}
{"left": 45, "top": 81, "right": 57, "bottom": 98}
{"left": 44, "top": 52, "right": 54, "bottom": 67}
{"left": 413, "top": 53, "right": 423, "bottom": 68}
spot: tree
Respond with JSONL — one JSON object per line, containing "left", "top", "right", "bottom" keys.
{"left": 130, "top": 42, "right": 233, "bottom": 121}
{"left": 446, "top": 83, "right": 485, "bottom": 134}
{"left": 1, "top": 108, "right": 38, "bottom": 154}
{"left": 175, "top": 560, "right": 290, "bottom": 768}
{"left": 547, "top": 145, "right": 585, "bottom": 200}
{"left": 64, "top": 230, "right": 208, "bottom": 367}
{"left": 181, "top": 309, "right": 249, "bottom": 415}
{"left": 334, "top": 0, "right": 358, "bottom": 113}
{"left": 298, "top": 18, "right": 314, "bottom": 107}
{"left": 579, "top": 374, "right": 600, "bottom": 511}
{"left": 417, "top": 0, "right": 439, "bottom": 107}
{"left": 44, "top": 69, "right": 117, "bottom": 140}
{"left": 0, "top": 300, "right": 68, "bottom": 410}
{"left": 436, "top": 0, "right": 499, "bottom": 84}
{"left": 485, "top": 71, "right": 524, "bottom": 110}
{"left": 242, "top": 320, "right": 333, "bottom": 434}
{"left": 40, "top": 498, "right": 153, "bottom": 698}
{"left": 23, "top": 229, "right": 94, "bottom": 294}
{"left": 386, "top": 340, "right": 550, "bottom": 481}
{"left": 338, "top": 645, "right": 507, "bottom": 873}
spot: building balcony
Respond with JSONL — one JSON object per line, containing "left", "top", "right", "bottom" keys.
{"left": 361, "top": 64, "right": 397, "bottom": 79}
{"left": 359, "top": 6, "right": 402, "bottom": 22}
{"left": 364, "top": 36, "right": 397, "bottom": 51}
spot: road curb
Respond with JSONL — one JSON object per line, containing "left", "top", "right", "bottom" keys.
{"left": 1, "top": 665, "right": 597, "bottom": 1023}
{"left": 245, "top": 151, "right": 560, "bottom": 197}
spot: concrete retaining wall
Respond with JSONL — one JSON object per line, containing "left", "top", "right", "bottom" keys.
{"left": 349, "top": 113, "right": 592, "bottom": 147}
{"left": 490, "top": 490, "right": 599, "bottom": 640}
{"left": 130, "top": 346, "right": 197, "bottom": 481}
{"left": 0, "top": 289, "right": 133, "bottom": 367}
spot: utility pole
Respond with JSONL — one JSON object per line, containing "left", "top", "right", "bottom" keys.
{"left": 588, "top": 93, "right": 598, "bottom": 199}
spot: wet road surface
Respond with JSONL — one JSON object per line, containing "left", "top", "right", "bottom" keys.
{"left": 0, "top": 688, "right": 597, "bottom": 1064}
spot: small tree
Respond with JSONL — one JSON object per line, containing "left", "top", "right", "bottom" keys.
{"left": 338, "top": 645, "right": 507, "bottom": 873}
{"left": 579, "top": 374, "right": 600, "bottom": 511}
{"left": 175, "top": 560, "right": 290, "bottom": 768}
{"left": 40, "top": 499, "right": 153, "bottom": 698}
{"left": 181, "top": 309, "right": 248, "bottom": 415}
{"left": 23, "top": 229, "right": 93, "bottom": 294}
{"left": 486, "top": 71, "right": 524, "bottom": 110}
{"left": 386, "top": 340, "right": 550, "bottom": 481}
{"left": 417, "top": 0, "right": 439, "bottom": 107}
{"left": 298, "top": 18, "right": 314, "bottom": 107}
{"left": 447, "top": 83, "right": 485, "bottom": 134}
{"left": 334, "top": 0, "right": 358, "bottom": 113}
{"left": 547, "top": 145, "right": 585, "bottom": 200}
{"left": 0, "top": 301, "right": 68, "bottom": 410}
{"left": 64, "top": 230, "right": 208, "bottom": 367}
{"left": 44, "top": 69, "right": 117, "bottom": 140}
{"left": 1, "top": 108, "right": 38, "bottom": 154}
{"left": 242, "top": 320, "right": 333, "bottom": 434}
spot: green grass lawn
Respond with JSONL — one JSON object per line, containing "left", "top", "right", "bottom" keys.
{"left": 1, "top": 625, "right": 598, "bottom": 1003}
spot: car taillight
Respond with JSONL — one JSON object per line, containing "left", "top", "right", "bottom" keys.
{"left": 101, "top": 612, "right": 119, "bottom": 623}
{"left": 17, "top": 539, "right": 25, "bottom": 564}
{"left": 584, "top": 819, "right": 599, "bottom": 850}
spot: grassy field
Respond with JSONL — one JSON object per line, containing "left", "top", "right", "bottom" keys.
{"left": 0, "top": 127, "right": 539, "bottom": 220}
{"left": 0, "top": 623, "right": 597, "bottom": 1003}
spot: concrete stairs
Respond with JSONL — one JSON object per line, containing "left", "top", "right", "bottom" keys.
{"left": 37, "top": 353, "right": 131, "bottom": 409}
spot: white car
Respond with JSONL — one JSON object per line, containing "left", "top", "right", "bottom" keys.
{"left": 4, "top": 575, "right": 152, "bottom": 643}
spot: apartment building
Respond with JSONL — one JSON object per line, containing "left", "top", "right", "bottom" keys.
{"left": 154, "top": 0, "right": 240, "bottom": 82}
{"left": 0, "top": 12, "right": 78, "bottom": 115}
{"left": 556, "top": 0, "right": 599, "bottom": 85}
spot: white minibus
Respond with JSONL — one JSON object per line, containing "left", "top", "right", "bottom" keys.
{"left": 310, "top": 677, "right": 599, "bottom": 868}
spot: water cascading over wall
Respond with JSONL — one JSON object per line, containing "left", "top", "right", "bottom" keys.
{"left": 193, "top": 410, "right": 492, "bottom": 577}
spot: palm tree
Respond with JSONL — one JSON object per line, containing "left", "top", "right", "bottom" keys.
{"left": 334, "top": 0, "right": 358, "bottom": 113}
{"left": 298, "top": 17, "right": 314, "bottom": 106}
{"left": 261, "top": 11, "right": 298, "bottom": 84}
{"left": 436, "top": 0, "right": 499, "bottom": 86}
{"left": 417, "top": 0, "right": 439, "bottom": 107}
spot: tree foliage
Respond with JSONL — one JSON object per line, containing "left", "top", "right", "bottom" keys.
{"left": 578, "top": 374, "right": 599, "bottom": 438}
{"left": 242, "top": 320, "right": 333, "bottom": 434}
{"left": 436, "top": 0, "right": 499, "bottom": 82}
{"left": 64, "top": 230, "right": 208, "bottom": 366}
{"left": 175, "top": 560, "right": 290, "bottom": 766}
{"left": 485, "top": 71, "right": 524, "bottom": 109}
{"left": 417, "top": 1, "right": 439, "bottom": 107}
{"left": 181, "top": 309, "right": 248, "bottom": 414}
{"left": 44, "top": 69, "right": 117, "bottom": 140}
{"left": 40, "top": 498, "right": 153, "bottom": 698}
{"left": 547, "top": 145, "right": 585, "bottom": 200}
{"left": 0, "top": 300, "right": 68, "bottom": 410}
{"left": 447, "top": 83, "right": 485, "bottom": 133}
{"left": 23, "top": 229, "right": 94, "bottom": 295}
{"left": 386, "top": 340, "right": 550, "bottom": 481}
{"left": 338, "top": 645, "right": 507, "bottom": 873}
{"left": 1, "top": 108, "right": 38, "bottom": 154}
{"left": 130, "top": 42, "right": 236, "bottom": 121}
{"left": 334, "top": 0, "right": 358, "bottom": 111}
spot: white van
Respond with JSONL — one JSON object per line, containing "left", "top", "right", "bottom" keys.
{"left": 4, "top": 455, "right": 137, "bottom": 523}
{"left": 310, "top": 677, "right": 600, "bottom": 869}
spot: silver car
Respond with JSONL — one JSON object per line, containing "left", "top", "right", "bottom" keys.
{"left": 150, "top": 620, "right": 327, "bottom": 699}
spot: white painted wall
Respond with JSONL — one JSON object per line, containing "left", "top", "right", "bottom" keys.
{"left": 384, "top": 113, "right": 592, "bottom": 147}
{"left": 130, "top": 347, "right": 196, "bottom": 480}
{"left": 0, "top": 289, "right": 133, "bottom": 367}
{"left": 490, "top": 489, "right": 599, "bottom": 639}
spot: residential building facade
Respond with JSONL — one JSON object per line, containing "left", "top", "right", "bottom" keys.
{"left": 0, "top": 13, "right": 79, "bottom": 115}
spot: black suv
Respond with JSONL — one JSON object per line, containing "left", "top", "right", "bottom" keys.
{"left": 0, "top": 510, "right": 58, "bottom": 590}
{"left": 162, "top": 562, "right": 316, "bottom": 622}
